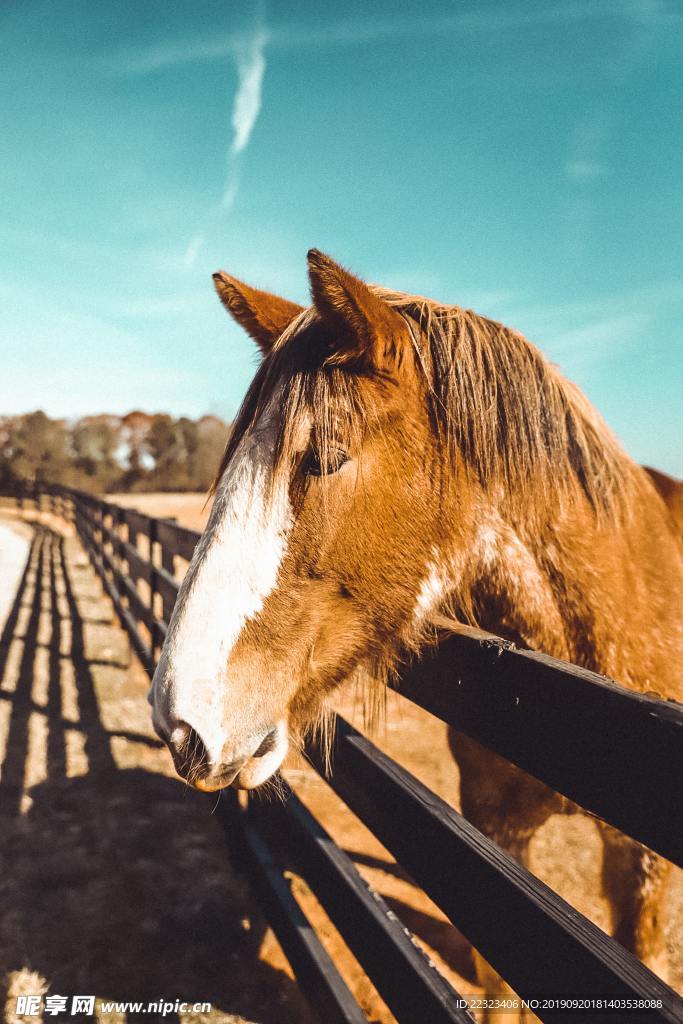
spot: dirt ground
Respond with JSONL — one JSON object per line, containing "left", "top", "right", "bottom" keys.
{"left": 105, "top": 495, "right": 214, "bottom": 535}
{"left": 0, "top": 510, "right": 314, "bottom": 1024}
{"left": 108, "top": 497, "right": 683, "bottom": 994}
{"left": 2, "top": 497, "right": 681, "bottom": 1024}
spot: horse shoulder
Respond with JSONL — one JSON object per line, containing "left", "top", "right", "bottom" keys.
{"left": 642, "top": 465, "right": 683, "bottom": 539}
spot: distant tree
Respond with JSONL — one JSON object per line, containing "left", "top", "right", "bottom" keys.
{"left": 147, "top": 414, "right": 177, "bottom": 489}
{"left": 195, "top": 416, "right": 230, "bottom": 490}
{"left": 0, "top": 408, "right": 230, "bottom": 494}
{"left": 2, "top": 411, "right": 70, "bottom": 485}
{"left": 176, "top": 417, "right": 200, "bottom": 489}
{"left": 71, "top": 417, "right": 120, "bottom": 491}
{"left": 146, "top": 414, "right": 223, "bottom": 491}
{"left": 0, "top": 417, "right": 17, "bottom": 487}
{"left": 119, "top": 411, "right": 153, "bottom": 491}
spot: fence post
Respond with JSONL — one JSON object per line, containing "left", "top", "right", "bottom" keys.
{"left": 161, "top": 519, "right": 176, "bottom": 576}
{"left": 148, "top": 518, "right": 160, "bottom": 661}
{"left": 115, "top": 506, "right": 125, "bottom": 576}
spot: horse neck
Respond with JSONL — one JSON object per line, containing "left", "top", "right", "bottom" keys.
{"left": 436, "top": 471, "right": 681, "bottom": 693}
{"left": 434, "top": 480, "right": 612, "bottom": 666}
{"left": 474, "top": 509, "right": 570, "bottom": 654}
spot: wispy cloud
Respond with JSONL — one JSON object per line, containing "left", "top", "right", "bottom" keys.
{"left": 565, "top": 160, "right": 607, "bottom": 181}
{"left": 230, "top": 28, "right": 268, "bottom": 157}
{"left": 545, "top": 312, "right": 651, "bottom": 368}
{"left": 103, "top": 2, "right": 641, "bottom": 76}
{"left": 564, "top": 109, "right": 612, "bottom": 183}
{"left": 508, "top": 280, "right": 683, "bottom": 375}
{"left": 181, "top": 9, "right": 269, "bottom": 262}
{"left": 221, "top": 179, "right": 240, "bottom": 212}
{"left": 183, "top": 233, "right": 205, "bottom": 268}
{"left": 221, "top": 23, "right": 268, "bottom": 209}
{"left": 626, "top": 0, "right": 681, "bottom": 28}
{"left": 560, "top": 109, "right": 612, "bottom": 261}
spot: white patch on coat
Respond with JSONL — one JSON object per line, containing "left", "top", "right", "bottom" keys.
{"left": 414, "top": 562, "right": 448, "bottom": 620}
{"left": 474, "top": 512, "right": 558, "bottom": 626}
{"left": 411, "top": 551, "right": 468, "bottom": 627}
{"left": 476, "top": 522, "right": 499, "bottom": 569}
{"left": 150, "top": 399, "right": 291, "bottom": 764}
{"left": 411, "top": 515, "right": 553, "bottom": 632}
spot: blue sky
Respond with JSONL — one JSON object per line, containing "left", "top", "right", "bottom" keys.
{"left": 2, "top": 0, "right": 681, "bottom": 473}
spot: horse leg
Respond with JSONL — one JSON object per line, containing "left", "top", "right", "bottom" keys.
{"left": 600, "top": 825, "right": 672, "bottom": 983}
{"left": 449, "top": 729, "right": 563, "bottom": 1023}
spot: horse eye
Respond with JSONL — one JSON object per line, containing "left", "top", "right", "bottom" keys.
{"left": 303, "top": 446, "right": 349, "bottom": 477}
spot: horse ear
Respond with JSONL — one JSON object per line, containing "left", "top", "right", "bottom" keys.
{"left": 212, "top": 271, "right": 303, "bottom": 355}
{"left": 307, "top": 249, "right": 408, "bottom": 372}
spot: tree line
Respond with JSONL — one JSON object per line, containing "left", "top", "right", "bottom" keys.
{"left": 0, "top": 411, "right": 230, "bottom": 494}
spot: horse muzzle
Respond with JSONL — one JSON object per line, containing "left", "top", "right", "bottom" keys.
{"left": 156, "top": 718, "right": 289, "bottom": 791}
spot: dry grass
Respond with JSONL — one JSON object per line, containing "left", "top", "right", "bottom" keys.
{"left": 106, "top": 493, "right": 213, "bottom": 534}
{"left": 0, "top": 514, "right": 312, "bottom": 1024}
{"left": 115, "top": 495, "right": 683, "bottom": 1016}
{"left": 25, "top": 494, "right": 680, "bottom": 1022}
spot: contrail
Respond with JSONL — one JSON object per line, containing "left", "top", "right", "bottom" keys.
{"left": 184, "top": 233, "right": 205, "bottom": 267}
{"left": 222, "top": 21, "right": 269, "bottom": 208}
{"left": 187, "top": 9, "right": 269, "bottom": 264}
{"left": 230, "top": 28, "right": 268, "bottom": 157}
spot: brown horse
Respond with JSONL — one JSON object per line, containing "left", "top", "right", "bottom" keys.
{"left": 149, "top": 250, "right": 682, "bottom": 993}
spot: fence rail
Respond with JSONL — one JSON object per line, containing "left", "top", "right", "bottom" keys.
{"left": 393, "top": 620, "right": 683, "bottom": 866}
{"left": 3, "top": 482, "right": 682, "bottom": 1024}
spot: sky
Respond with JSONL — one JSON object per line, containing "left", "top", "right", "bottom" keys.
{"left": 1, "top": 0, "right": 681, "bottom": 473}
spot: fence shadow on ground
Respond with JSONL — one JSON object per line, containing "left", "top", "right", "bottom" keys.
{"left": 0, "top": 523, "right": 314, "bottom": 1024}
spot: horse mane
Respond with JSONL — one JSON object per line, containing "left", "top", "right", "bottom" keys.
{"left": 380, "top": 286, "right": 634, "bottom": 518}
{"left": 215, "top": 287, "right": 635, "bottom": 519}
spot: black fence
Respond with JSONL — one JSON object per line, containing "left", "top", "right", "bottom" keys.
{"left": 3, "top": 483, "right": 682, "bottom": 1024}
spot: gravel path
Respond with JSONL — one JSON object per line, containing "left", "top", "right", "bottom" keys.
{"left": 2, "top": 508, "right": 679, "bottom": 1023}
{"left": 0, "top": 515, "right": 310, "bottom": 1024}
{"left": 0, "top": 523, "right": 30, "bottom": 633}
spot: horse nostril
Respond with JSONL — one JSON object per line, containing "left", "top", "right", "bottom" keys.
{"left": 167, "top": 721, "right": 191, "bottom": 754}
{"left": 252, "top": 728, "right": 277, "bottom": 758}
{"left": 168, "top": 722, "right": 208, "bottom": 778}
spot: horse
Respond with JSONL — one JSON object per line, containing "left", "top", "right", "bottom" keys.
{"left": 149, "top": 249, "right": 682, "bottom": 1001}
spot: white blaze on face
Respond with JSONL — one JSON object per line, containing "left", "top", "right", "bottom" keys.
{"left": 150, "top": 400, "right": 291, "bottom": 764}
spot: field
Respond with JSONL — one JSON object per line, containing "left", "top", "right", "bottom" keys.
{"left": 3, "top": 495, "right": 678, "bottom": 1022}
{"left": 106, "top": 493, "right": 215, "bottom": 534}
{"left": 104, "top": 493, "right": 683, "bottom": 1018}
{"left": 112, "top": 496, "right": 480, "bottom": 1016}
